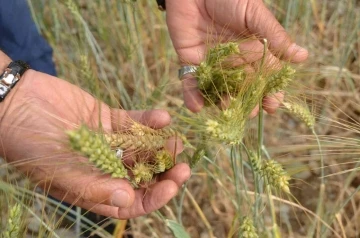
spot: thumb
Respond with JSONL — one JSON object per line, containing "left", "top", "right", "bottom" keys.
{"left": 245, "top": 1, "right": 308, "bottom": 63}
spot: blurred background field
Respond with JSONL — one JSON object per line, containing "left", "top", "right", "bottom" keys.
{"left": 1, "top": 0, "right": 360, "bottom": 237}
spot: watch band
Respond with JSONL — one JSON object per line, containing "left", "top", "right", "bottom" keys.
{"left": 156, "top": 0, "right": 166, "bottom": 11}
{"left": 0, "top": 60, "right": 30, "bottom": 101}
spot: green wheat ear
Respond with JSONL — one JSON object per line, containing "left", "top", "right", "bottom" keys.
{"left": 189, "top": 147, "right": 206, "bottom": 169}
{"left": 196, "top": 41, "right": 296, "bottom": 144}
{"left": 239, "top": 216, "right": 259, "bottom": 238}
{"left": 67, "top": 125, "right": 129, "bottom": 179}
{"left": 249, "top": 151, "right": 290, "bottom": 194}
{"left": 196, "top": 42, "right": 245, "bottom": 104}
{"left": 283, "top": 101, "right": 315, "bottom": 129}
{"left": 154, "top": 150, "right": 174, "bottom": 173}
{"left": 4, "top": 203, "right": 22, "bottom": 238}
{"left": 131, "top": 162, "right": 154, "bottom": 185}
{"left": 264, "top": 64, "right": 295, "bottom": 95}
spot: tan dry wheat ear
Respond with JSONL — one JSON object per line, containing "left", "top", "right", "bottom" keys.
{"left": 105, "top": 121, "right": 187, "bottom": 151}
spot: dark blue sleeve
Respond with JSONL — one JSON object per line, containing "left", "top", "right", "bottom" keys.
{"left": 0, "top": 0, "right": 57, "bottom": 76}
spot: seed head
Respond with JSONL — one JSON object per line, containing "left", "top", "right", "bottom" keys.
{"left": 67, "top": 125, "right": 128, "bottom": 179}
{"left": 154, "top": 150, "right": 174, "bottom": 173}
{"left": 4, "top": 203, "right": 22, "bottom": 238}
{"left": 240, "top": 216, "right": 259, "bottom": 238}
{"left": 131, "top": 162, "right": 154, "bottom": 184}
{"left": 283, "top": 102, "right": 315, "bottom": 129}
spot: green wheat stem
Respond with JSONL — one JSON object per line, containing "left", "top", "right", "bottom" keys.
{"left": 261, "top": 144, "right": 271, "bottom": 160}
{"left": 258, "top": 38, "right": 279, "bottom": 237}
{"left": 230, "top": 146, "right": 242, "bottom": 215}
{"left": 254, "top": 38, "right": 268, "bottom": 229}
{"left": 267, "top": 187, "right": 281, "bottom": 238}
{"left": 257, "top": 38, "right": 267, "bottom": 159}
{"left": 308, "top": 129, "right": 325, "bottom": 238}
{"left": 245, "top": 147, "right": 262, "bottom": 228}
{"left": 177, "top": 181, "right": 188, "bottom": 225}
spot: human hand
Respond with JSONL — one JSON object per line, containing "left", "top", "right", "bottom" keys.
{"left": 0, "top": 69, "right": 190, "bottom": 219}
{"left": 166, "top": 0, "right": 308, "bottom": 113}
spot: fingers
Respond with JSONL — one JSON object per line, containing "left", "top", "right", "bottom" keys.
{"left": 47, "top": 163, "right": 190, "bottom": 219}
{"left": 46, "top": 174, "right": 135, "bottom": 209}
{"left": 249, "top": 104, "right": 260, "bottom": 118}
{"left": 76, "top": 180, "right": 179, "bottom": 219}
{"left": 111, "top": 108, "right": 171, "bottom": 131}
{"left": 263, "top": 92, "right": 284, "bottom": 114}
{"left": 182, "top": 76, "right": 204, "bottom": 112}
{"left": 116, "top": 163, "right": 190, "bottom": 219}
{"left": 158, "top": 162, "right": 191, "bottom": 187}
{"left": 246, "top": 1, "right": 308, "bottom": 63}
{"left": 165, "top": 136, "right": 184, "bottom": 156}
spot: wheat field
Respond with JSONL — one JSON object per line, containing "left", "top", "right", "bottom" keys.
{"left": 1, "top": 0, "right": 360, "bottom": 237}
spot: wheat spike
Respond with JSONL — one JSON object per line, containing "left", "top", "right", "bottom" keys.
{"left": 264, "top": 65, "right": 295, "bottom": 94}
{"left": 4, "top": 203, "right": 22, "bottom": 238}
{"left": 67, "top": 125, "right": 128, "bottom": 179}
{"left": 154, "top": 150, "right": 174, "bottom": 173}
{"left": 131, "top": 162, "right": 154, "bottom": 185}
{"left": 249, "top": 152, "right": 290, "bottom": 193}
{"left": 283, "top": 102, "right": 315, "bottom": 129}
{"left": 239, "top": 216, "right": 259, "bottom": 238}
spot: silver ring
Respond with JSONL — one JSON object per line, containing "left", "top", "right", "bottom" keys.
{"left": 178, "top": 65, "right": 198, "bottom": 80}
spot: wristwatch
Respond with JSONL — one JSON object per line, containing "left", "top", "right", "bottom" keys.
{"left": 156, "top": 0, "right": 166, "bottom": 11}
{"left": 0, "top": 60, "right": 30, "bottom": 102}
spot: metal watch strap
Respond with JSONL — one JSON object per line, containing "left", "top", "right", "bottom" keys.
{"left": 156, "top": 0, "right": 166, "bottom": 11}
{"left": 0, "top": 60, "right": 30, "bottom": 101}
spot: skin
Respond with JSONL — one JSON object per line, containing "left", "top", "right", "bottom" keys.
{"left": 0, "top": 0, "right": 308, "bottom": 219}
{"left": 0, "top": 52, "right": 190, "bottom": 219}
{"left": 166, "top": 0, "right": 309, "bottom": 113}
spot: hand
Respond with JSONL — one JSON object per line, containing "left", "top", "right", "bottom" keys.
{"left": 0, "top": 70, "right": 190, "bottom": 219}
{"left": 166, "top": 0, "right": 308, "bottom": 113}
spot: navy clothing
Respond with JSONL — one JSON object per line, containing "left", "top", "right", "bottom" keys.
{"left": 0, "top": 0, "right": 56, "bottom": 75}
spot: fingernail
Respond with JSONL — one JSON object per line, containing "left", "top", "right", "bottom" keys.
{"left": 290, "top": 43, "right": 308, "bottom": 54}
{"left": 111, "top": 190, "right": 130, "bottom": 208}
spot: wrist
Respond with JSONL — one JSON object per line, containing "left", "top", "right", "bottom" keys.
{"left": 0, "top": 51, "right": 12, "bottom": 72}
{"left": 0, "top": 51, "right": 31, "bottom": 113}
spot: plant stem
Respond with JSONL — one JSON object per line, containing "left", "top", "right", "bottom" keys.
{"left": 185, "top": 188, "right": 214, "bottom": 238}
{"left": 308, "top": 129, "right": 325, "bottom": 238}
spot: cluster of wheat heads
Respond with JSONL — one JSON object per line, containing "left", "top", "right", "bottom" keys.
{"left": 174, "top": 40, "right": 334, "bottom": 237}
{"left": 67, "top": 121, "right": 180, "bottom": 187}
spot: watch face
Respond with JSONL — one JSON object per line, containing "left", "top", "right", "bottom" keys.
{"left": 0, "top": 84, "right": 10, "bottom": 99}
{"left": 2, "top": 73, "right": 15, "bottom": 85}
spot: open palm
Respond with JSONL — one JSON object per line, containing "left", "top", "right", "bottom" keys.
{"left": 0, "top": 69, "right": 190, "bottom": 219}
